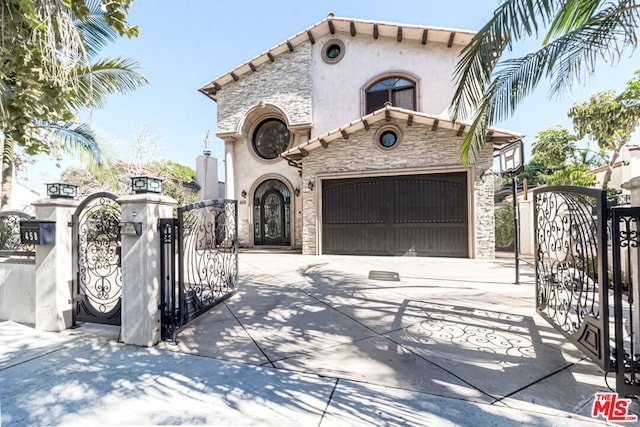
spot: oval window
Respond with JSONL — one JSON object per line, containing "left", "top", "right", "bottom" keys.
{"left": 252, "top": 119, "right": 290, "bottom": 160}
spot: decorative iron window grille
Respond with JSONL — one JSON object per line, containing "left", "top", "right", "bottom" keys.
{"left": 0, "top": 211, "right": 35, "bottom": 257}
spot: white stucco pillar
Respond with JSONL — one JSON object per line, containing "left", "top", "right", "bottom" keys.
{"left": 195, "top": 153, "right": 219, "bottom": 200}
{"left": 621, "top": 177, "right": 640, "bottom": 349}
{"left": 224, "top": 140, "right": 235, "bottom": 199}
{"left": 117, "top": 193, "right": 176, "bottom": 347}
{"left": 32, "top": 197, "right": 79, "bottom": 331}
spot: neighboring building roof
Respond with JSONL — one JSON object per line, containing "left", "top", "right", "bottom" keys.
{"left": 199, "top": 14, "right": 476, "bottom": 101}
{"left": 586, "top": 161, "right": 624, "bottom": 175}
{"left": 281, "top": 105, "right": 522, "bottom": 160}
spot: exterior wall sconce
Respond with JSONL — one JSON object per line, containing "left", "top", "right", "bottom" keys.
{"left": 294, "top": 188, "right": 300, "bottom": 197}
{"left": 241, "top": 190, "right": 247, "bottom": 198}
{"left": 307, "top": 180, "right": 314, "bottom": 191}
{"left": 131, "top": 176, "right": 164, "bottom": 194}
{"left": 46, "top": 182, "right": 78, "bottom": 199}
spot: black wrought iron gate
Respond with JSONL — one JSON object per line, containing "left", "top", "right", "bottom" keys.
{"left": 610, "top": 206, "right": 640, "bottom": 396}
{"left": 72, "top": 192, "right": 122, "bottom": 326}
{"left": 535, "top": 186, "right": 640, "bottom": 396}
{"left": 160, "top": 199, "right": 238, "bottom": 341}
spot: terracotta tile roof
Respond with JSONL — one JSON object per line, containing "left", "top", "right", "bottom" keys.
{"left": 199, "top": 15, "right": 476, "bottom": 101}
{"left": 281, "top": 105, "right": 522, "bottom": 160}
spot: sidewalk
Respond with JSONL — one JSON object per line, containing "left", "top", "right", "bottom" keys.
{"left": 0, "top": 254, "right": 635, "bottom": 425}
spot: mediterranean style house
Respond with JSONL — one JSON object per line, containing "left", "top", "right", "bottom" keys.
{"left": 199, "top": 14, "right": 521, "bottom": 259}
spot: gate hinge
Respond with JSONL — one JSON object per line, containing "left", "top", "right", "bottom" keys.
{"left": 68, "top": 221, "right": 73, "bottom": 227}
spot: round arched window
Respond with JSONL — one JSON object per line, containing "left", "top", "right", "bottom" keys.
{"left": 252, "top": 119, "right": 290, "bottom": 160}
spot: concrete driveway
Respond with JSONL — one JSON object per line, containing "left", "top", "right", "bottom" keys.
{"left": 157, "top": 253, "right": 617, "bottom": 420}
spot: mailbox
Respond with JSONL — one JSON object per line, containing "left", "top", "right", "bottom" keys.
{"left": 119, "top": 222, "right": 142, "bottom": 236}
{"left": 20, "top": 220, "right": 56, "bottom": 245}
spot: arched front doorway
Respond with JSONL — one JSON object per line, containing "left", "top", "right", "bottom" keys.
{"left": 253, "top": 179, "right": 291, "bottom": 246}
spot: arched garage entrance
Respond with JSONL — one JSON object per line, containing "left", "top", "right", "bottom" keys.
{"left": 321, "top": 172, "right": 468, "bottom": 257}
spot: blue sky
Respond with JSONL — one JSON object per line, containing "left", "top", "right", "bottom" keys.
{"left": 22, "top": 0, "right": 640, "bottom": 190}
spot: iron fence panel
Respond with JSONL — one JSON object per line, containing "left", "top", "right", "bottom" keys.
{"left": 534, "top": 186, "right": 611, "bottom": 371}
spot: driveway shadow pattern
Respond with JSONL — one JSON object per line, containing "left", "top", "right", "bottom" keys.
{"left": 158, "top": 254, "right": 620, "bottom": 419}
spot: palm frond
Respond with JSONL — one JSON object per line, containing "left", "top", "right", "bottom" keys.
{"left": 451, "top": 0, "right": 562, "bottom": 123}
{"left": 41, "top": 122, "right": 103, "bottom": 166}
{"left": 455, "top": 0, "right": 640, "bottom": 165}
{"left": 548, "top": 2, "right": 639, "bottom": 93}
{"left": 71, "top": 0, "right": 121, "bottom": 59}
{"left": 544, "top": 0, "right": 602, "bottom": 43}
{"left": 70, "top": 57, "right": 148, "bottom": 109}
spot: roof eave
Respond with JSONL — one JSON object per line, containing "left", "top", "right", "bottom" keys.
{"left": 281, "top": 106, "right": 521, "bottom": 160}
{"left": 199, "top": 16, "right": 477, "bottom": 101}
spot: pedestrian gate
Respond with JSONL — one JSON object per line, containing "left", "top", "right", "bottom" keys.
{"left": 534, "top": 186, "right": 640, "bottom": 396}
{"left": 72, "top": 192, "right": 122, "bottom": 326}
{"left": 159, "top": 199, "right": 238, "bottom": 341}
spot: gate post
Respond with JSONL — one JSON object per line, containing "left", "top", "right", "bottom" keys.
{"left": 117, "top": 193, "right": 176, "bottom": 347}
{"left": 32, "top": 197, "right": 79, "bottom": 331}
{"left": 622, "top": 177, "right": 640, "bottom": 351}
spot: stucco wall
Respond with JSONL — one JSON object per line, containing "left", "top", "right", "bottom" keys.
{"left": 213, "top": 29, "right": 495, "bottom": 255}
{"left": 0, "top": 258, "right": 36, "bottom": 324}
{"left": 300, "top": 118, "right": 495, "bottom": 259}
{"left": 311, "top": 34, "right": 461, "bottom": 138}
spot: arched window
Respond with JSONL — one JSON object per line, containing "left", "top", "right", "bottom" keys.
{"left": 365, "top": 77, "right": 416, "bottom": 114}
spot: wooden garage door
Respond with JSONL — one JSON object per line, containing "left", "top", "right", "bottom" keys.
{"left": 322, "top": 173, "right": 468, "bottom": 257}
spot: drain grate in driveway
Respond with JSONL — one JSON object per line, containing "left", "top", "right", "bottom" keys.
{"left": 368, "top": 270, "right": 400, "bottom": 281}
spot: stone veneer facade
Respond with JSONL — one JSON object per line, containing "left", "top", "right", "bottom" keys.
{"left": 300, "top": 118, "right": 495, "bottom": 259}
{"left": 212, "top": 29, "right": 496, "bottom": 258}
{"left": 216, "top": 43, "right": 313, "bottom": 134}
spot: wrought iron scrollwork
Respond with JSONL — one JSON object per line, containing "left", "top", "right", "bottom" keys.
{"left": 74, "top": 193, "right": 122, "bottom": 325}
{"left": 534, "top": 186, "right": 610, "bottom": 370}
{"left": 0, "top": 211, "right": 35, "bottom": 256}
{"left": 610, "top": 206, "right": 640, "bottom": 397}
{"left": 177, "top": 199, "right": 238, "bottom": 325}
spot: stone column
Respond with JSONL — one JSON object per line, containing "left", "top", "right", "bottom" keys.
{"left": 117, "top": 193, "right": 176, "bottom": 347}
{"left": 621, "top": 177, "right": 640, "bottom": 350}
{"left": 32, "top": 197, "right": 79, "bottom": 331}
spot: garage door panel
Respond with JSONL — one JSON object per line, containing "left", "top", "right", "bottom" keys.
{"left": 323, "top": 225, "right": 388, "bottom": 255}
{"left": 322, "top": 173, "right": 468, "bottom": 257}
{"left": 394, "top": 225, "right": 467, "bottom": 256}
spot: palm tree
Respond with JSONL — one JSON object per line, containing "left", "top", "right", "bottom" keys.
{"left": 0, "top": 1, "right": 146, "bottom": 209}
{"left": 450, "top": 0, "right": 640, "bottom": 165}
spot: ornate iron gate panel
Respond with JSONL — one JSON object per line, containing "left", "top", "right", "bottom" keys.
{"left": 72, "top": 192, "right": 122, "bottom": 326}
{"left": 0, "top": 211, "right": 35, "bottom": 257}
{"left": 534, "top": 186, "right": 610, "bottom": 371}
{"left": 610, "top": 206, "right": 640, "bottom": 396}
{"left": 160, "top": 199, "right": 238, "bottom": 341}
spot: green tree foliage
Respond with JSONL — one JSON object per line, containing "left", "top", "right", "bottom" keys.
{"left": 0, "top": 0, "right": 145, "bottom": 208}
{"left": 545, "top": 163, "right": 598, "bottom": 185}
{"left": 568, "top": 70, "right": 640, "bottom": 188}
{"left": 61, "top": 160, "right": 199, "bottom": 208}
{"left": 522, "top": 70, "right": 640, "bottom": 188}
{"left": 520, "top": 126, "right": 591, "bottom": 186}
{"left": 450, "top": 0, "right": 640, "bottom": 165}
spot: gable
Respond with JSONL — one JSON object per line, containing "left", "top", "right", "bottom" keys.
{"left": 199, "top": 15, "right": 476, "bottom": 101}
{"left": 282, "top": 105, "right": 521, "bottom": 162}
